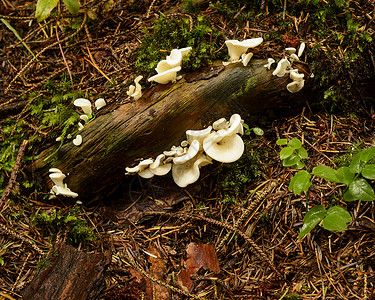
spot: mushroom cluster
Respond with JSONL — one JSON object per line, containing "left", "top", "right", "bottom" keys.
{"left": 265, "top": 42, "right": 307, "bottom": 93}
{"left": 223, "top": 38, "right": 263, "bottom": 66}
{"left": 56, "top": 97, "right": 107, "bottom": 146}
{"left": 49, "top": 168, "right": 78, "bottom": 198}
{"left": 148, "top": 47, "right": 192, "bottom": 84}
{"left": 125, "top": 114, "right": 245, "bottom": 187}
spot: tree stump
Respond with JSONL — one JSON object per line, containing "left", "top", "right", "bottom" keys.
{"left": 31, "top": 60, "right": 310, "bottom": 201}
{"left": 21, "top": 243, "right": 111, "bottom": 300}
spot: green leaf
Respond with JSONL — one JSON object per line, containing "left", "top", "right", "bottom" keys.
{"left": 298, "top": 205, "right": 326, "bottom": 239}
{"left": 348, "top": 179, "right": 375, "bottom": 201}
{"left": 322, "top": 206, "right": 352, "bottom": 231}
{"left": 63, "top": 0, "right": 80, "bottom": 14}
{"left": 276, "top": 139, "right": 287, "bottom": 146}
{"left": 359, "top": 147, "right": 375, "bottom": 163}
{"left": 362, "top": 164, "right": 375, "bottom": 180}
{"left": 312, "top": 165, "right": 341, "bottom": 183}
{"left": 350, "top": 152, "right": 365, "bottom": 174}
{"left": 280, "top": 146, "right": 294, "bottom": 160}
{"left": 296, "top": 147, "right": 308, "bottom": 159}
{"left": 336, "top": 167, "right": 355, "bottom": 185}
{"left": 252, "top": 127, "right": 264, "bottom": 136}
{"left": 35, "top": 0, "right": 59, "bottom": 22}
{"left": 282, "top": 154, "right": 301, "bottom": 167}
{"left": 292, "top": 160, "right": 305, "bottom": 170}
{"left": 288, "top": 138, "right": 302, "bottom": 150}
{"left": 289, "top": 170, "right": 312, "bottom": 195}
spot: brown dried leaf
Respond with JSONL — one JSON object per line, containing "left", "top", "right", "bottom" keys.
{"left": 186, "top": 243, "right": 220, "bottom": 274}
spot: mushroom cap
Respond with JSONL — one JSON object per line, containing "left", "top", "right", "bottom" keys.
{"left": 95, "top": 98, "right": 106, "bottom": 110}
{"left": 173, "top": 140, "right": 200, "bottom": 165}
{"left": 285, "top": 47, "right": 296, "bottom": 54}
{"left": 73, "top": 134, "right": 83, "bottom": 146}
{"left": 164, "top": 145, "right": 187, "bottom": 157}
{"left": 225, "top": 38, "right": 263, "bottom": 61}
{"left": 203, "top": 133, "right": 244, "bottom": 163}
{"left": 186, "top": 126, "right": 212, "bottom": 147}
{"left": 172, "top": 154, "right": 212, "bottom": 188}
{"left": 49, "top": 168, "right": 63, "bottom": 174}
{"left": 212, "top": 118, "right": 229, "bottom": 130}
{"left": 78, "top": 123, "right": 84, "bottom": 131}
{"left": 155, "top": 60, "right": 172, "bottom": 74}
{"left": 150, "top": 154, "right": 172, "bottom": 176}
{"left": 290, "top": 53, "right": 299, "bottom": 61}
{"left": 166, "top": 49, "right": 183, "bottom": 67}
{"left": 264, "top": 58, "right": 275, "bottom": 70}
{"left": 52, "top": 185, "right": 79, "bottom": 198}
{"left": 287, "top": 80, "right": 305, "bottom": 93}
{"left": 226, "top": 113, "right": 243, "bottom": 136}
{"left": 127, "top": 85, "right": 136, "bottom": 96}
{"left": 148, "top": 66, "right": 181, "bottom": 84}
{"left": 242, "top": 53, "right": 253, "bottom": 67}
{"left": 272, "top": 58, "right": 290, "bottom": 77}
{"left": 49, "top": 173, "right": 66, "bottom": 186}
{"left": 73, "top": 98, "right": 92, "bottom": 115}
{"left": 80, "top": 114, "right": 89, "bottom": 122}
{"left": 125, "top": 158, "right": 154, "bottom": 174}
{"left": 179, "top": 47, "right": 192, "bottom": 57}
{"left": 298, "top": 42, "right": 305, "bottom": 57}
{"left": 137, "top": 159, "right": 155, "bottom": 178}
{"left": 290, "top": 70, "right": 304, "bottom": 81}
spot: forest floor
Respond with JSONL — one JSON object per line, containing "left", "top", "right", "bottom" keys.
{"left": 0, "top": 0, "right": 374, "bottom": 299}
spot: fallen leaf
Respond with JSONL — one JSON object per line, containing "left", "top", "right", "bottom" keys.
{"left": 186, "top": 243, "right": 220, "bottom": 273}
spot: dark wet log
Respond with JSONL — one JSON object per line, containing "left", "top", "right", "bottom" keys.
{"left": 32, "top": 60, "right": 310, "bottom": 201}
{"left": 21, "top": 244, "right": 111, "bottom": 300}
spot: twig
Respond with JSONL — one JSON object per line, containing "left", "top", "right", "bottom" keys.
{"left": 56, "top": 26, "right": 73, "bottom": 89}
{"left": 0, "top": 140, "right": 28, "bottom": 207}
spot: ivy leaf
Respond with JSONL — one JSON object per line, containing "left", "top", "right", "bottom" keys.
{"left": 276, "top": 139, "right": 287, "bottom": 146}
{"left": 63, "top": 0, "right": 80, "bottom": 14}
{"left": 312, "top": 165, "right": 341, "bottom": 183}
{"left": 359, "top": 147, "right": 375, "bottom": 163}
{"left": 298, "top": 205, "right": 326, "bottom": 239}
{"left": 35, "top": 0, "right": 59, "bottom": 22}
{"left": 289, "top": 170, "right": 311, "bottom": 195}
{"left": 361, "top": 164, "right": 375, "bottom": 180}
{"left": 348, "top": 179, "right": 375, "bottom": 201}
{"left": 280, "top": 146, "right": 294, "bottom": 160}
{"left": 322, "top": 206, "right": 352, "bottom": 231}
{"left": 288, "top": 138, "right": 302, "bottom": 150}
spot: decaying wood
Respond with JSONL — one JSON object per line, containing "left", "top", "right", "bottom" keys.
{"left": 21, "top": 243, "right": 111, "bottom": 300}
{"left": 32, "top": 60, "right": 310, "bottom": 201}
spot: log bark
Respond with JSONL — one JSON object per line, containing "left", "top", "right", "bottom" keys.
{"left": 32, "top": 60, "right": 310, "bottom": 201}
{"left": 21, "top": 243, "right": 111, "bottom": 300}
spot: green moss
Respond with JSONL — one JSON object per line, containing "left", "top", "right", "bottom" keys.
{"left": 133, "top": 15, "right": 225, "bottom": 76}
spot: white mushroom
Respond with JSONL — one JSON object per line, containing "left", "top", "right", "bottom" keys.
{"left": 95, "top": 98, "right": 106, "bottom": 110}
{"left": 78, "top": 123, "right": 84, "bottom": 131}
{"left": 149, "top": 154, "right": 172, "bottom": 176}
{"left": 287, "top": 80, "right": 305, "bottom": 93}
{"left": 172, "top": 153, "right": 212, "bottom": 188}
{"left": 290, "top": 70, "right": 305, "bottom": 81}
{"left": 49, "top": 168, "right": 63, "bottom": 174}
{"left": 242, "top": 53, "right": 253, "bottom": 67}
{"left": 186, "top": 126, "right": 212, "bottom": 150}
{"left": 264, "top": 58, "right": 275, "bottom": 70}
{"left": 49, "top": 170, "right": 78, "bottom": 198}
{"left": 127, "top": 75, "right": 143, "bottom": 100}
{"left": 272, "top": 58, "right": 291, "bottom": 77}
{"left": 166, "top": 49, "right": 183, "bottom": 67}
{"left": 173, "top": 140, "right": 200, "bottom": 165}
{"left": 298, "top": 42, "right": 305, "bottom": 57}
{"left": 125, "top": 158, "right": 154, "bottom": 178}
{"left": 179, "top": 47, "right": 193, "bottom": 57}
{"left": 212, "top": 118, "right": 229, "bottom": 130}
{"left": 155, "top": 60, "right": 173, "bottom": 74}
{"left": 49, "top": 172, "right": 66, "bottom": 187}
{"left": 73, "top": 98, "right": 92, "bottom": 116}
{"left": 73, "top": 134, "right": 83, "bottom": 146}
{"left": 290, "top": 53, "right": 299, "bottom": 62}
{"left": 51, "top": 185, "right": 79, "bottom": 198}
{"left": 148, "top": 66, "right": 181, "bottom": 84}
{"left": 80, "top": 115, "right": 89, "bottom": 122}
{"left": 224, "top": 38, "right": 263, "bottom": 62}
{"left": 164, "top": 145, "right": 187, "bottom": 157}
{"left": 285, "top": 47, "right": 296, "bottom": 55}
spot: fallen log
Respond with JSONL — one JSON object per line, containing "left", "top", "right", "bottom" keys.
{"left": 32, "top": 60, "right": 310, "bottom": 201}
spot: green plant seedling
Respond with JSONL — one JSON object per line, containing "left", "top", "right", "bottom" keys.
{"left": 277, "top": 138, "right": 308, "bottom": 169}
{"left": 243, "top": 123, "right": 264, "bottom": 136}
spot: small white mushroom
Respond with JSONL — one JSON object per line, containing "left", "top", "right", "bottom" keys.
{"left": 49, "top": 168, "right": 63, "bottom": 174}
{"left": 148, "top": 66, "right": 181, "bottom": 84}
{"left": 56, "top": 136, "right": 62, "bottom": 142}
{"left": 225, "top": 38, "right": 263, "bottom": 62}
{"left": 290, "top": 53, "right": 299, "bottom": 62}
{"left": 179, "top": 47, "right": 193, "bottom": 57}
{"left": 149, "top": 154, "right": 172, "bottom": 176}
{"left": 173, "top": 140, "right": 200, "bottom": 165}
{"left": 78, "top": 123, "right": 84, "bottom": 131}
{"left": 49, "top": 172, "right": 66, "bottom": 187}
{"left": 166, "top": 49, "right": 183, "bottom": 67}
{"left": 164, "top": 145, "right": 187, "bottom": 157}
{"left": 272, "top": 58, "right": 291, "bottom": 77}
{"left": 285, "top": 47, "right": 296, "bottom": 55}
{"left": 73, "top": 134, "right": 83, "bottom": 146}
{"left": 95, "top": 98, "right": 106, "bottom": 110}
{"left": 287, "top": 80, "right": 305, "bottom": 93}
{"left": 242, "top": 53, "right": 253, "bottom": 67}
{"left": 212, "top": 118, "right": 229, "bottom": 130}
{"left": 264, "top": 58, "right": 275, "bottom": 70}
{"left": 186, "top": 126, "right": 212, "bottom": 150}
{"left": 73, "top": 98, "right": 92, "bottom": 116}
{"left": 155, "top": 60, "right": 173, "bottom": 74}
{"left": 125, "top": 159, "right": 154, "bottom": 178}
{"left": 290, "top": 70, "right": 305, "bottom": 81}
{"left": 51, "top": 185, "right": 79, "bottom": 198}
{"left": 80, "top": 115, "right": 89, "bottom": 122}
{"left": 298, "top": 42, "right": 305, "bottom": 57}
{"left": 127, "top": 75, "right": 143, "bottom": 100}
{"left": 49, "top": 170, "right": 78, "bottom": 198}
{"left": 172, "top": 153, "right": 212, "bottom": 188}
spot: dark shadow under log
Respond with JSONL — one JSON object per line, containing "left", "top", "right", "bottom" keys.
{"left": 32, "top": 60, "right": 310, "bottom": 201}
